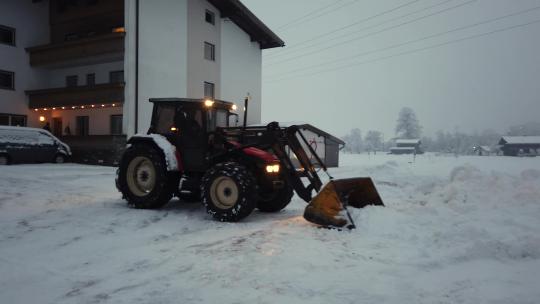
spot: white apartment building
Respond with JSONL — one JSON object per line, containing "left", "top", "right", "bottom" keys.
{"left": 0, "top": 0, "right": 283, "bottom": 163}
{"left": 124, "top": 0, "right": 283, "bottom": 135}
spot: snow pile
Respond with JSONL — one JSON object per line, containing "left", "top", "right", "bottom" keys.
{"left": 1, "top": 154, "right": 539, "bottom": 303}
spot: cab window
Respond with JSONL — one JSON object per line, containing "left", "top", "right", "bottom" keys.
{"left": 216, "top": 110, "right": 228, "bottom": 128}
{"left": 207, "top": 109, "right": 229, "bottom": 131}
{"left": 154, "top": 105, "right": 176, "bottom": 133}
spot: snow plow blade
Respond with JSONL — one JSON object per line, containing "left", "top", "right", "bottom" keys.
{"left": 303, "top": 178, "right": 384, "bottom": 228}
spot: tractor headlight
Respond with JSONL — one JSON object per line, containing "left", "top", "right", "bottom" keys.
{"left": 265, "top": 164, "right": 280, "bottom": 174}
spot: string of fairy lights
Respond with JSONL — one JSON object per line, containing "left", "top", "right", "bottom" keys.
{"left": 33, "top": 103, "right": 122, "bottom": 122}
{"left": 33, "top": 103, "right": 121, "bottom": 112}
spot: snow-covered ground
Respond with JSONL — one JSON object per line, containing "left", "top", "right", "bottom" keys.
{"left": 1, "top": 154, "right": 539, "bottom": 304}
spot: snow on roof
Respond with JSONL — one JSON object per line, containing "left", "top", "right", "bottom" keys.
{"left": 395, "top": 139, "right": 421, "bottom": 145}
{"left": 390, "top": 147, "right": 416, "bottom": 150}
{"left": 500, "top": 136, "right": 540, "bottom": 145}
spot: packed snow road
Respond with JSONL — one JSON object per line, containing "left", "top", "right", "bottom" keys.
{"left": 1, "top": 154, "right": 540, "bottom": 304}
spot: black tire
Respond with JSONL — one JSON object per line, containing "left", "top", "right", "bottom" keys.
{"left": 118, "top": 144, "right": 179, "bottom": 209}
{"left": 201, "top": 162, "right": 257, "bottom": 222}
{"left": 54, "top": 154, "right": 66, "bottom": 164}
{"left": 257, "top": 183, "right": 294, "bottom": 213}
{"left": 0, "top": 154, "right": 9, "bottom": 165}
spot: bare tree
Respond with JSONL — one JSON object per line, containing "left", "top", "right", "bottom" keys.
{"left": 342, "top": 128, "right": 363, "bottom": 153}
{"left": 364, "top": 130, "right": 382, "bottom": 153}
{"left": 395, "top": 107, "right": 422, "bottom": 139}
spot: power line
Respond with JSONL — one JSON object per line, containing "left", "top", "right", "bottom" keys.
{"left": 275, "top": 0, "right": 346, "bottom": 30}
{"left": 266, "top": 0, "right": 453, "bottom": 59}
{"left": 264, "top": 0, "right": 477, "bottom": 66}
{"left": 265, "top": 5, "right": 540, "bottom": 79}
{"left": 265, "top": 18, "right": 540, "bottom": 84}
{"left": 277, "top": 0, "right": 362, "bottom": 32}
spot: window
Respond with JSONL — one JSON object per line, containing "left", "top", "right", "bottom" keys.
{"left": 204, "top": 42, "right": 215, "bottom": 61}
{"left": 110, "top": 115, "right": 123, "bottom": 135}
{"left": 204, "top": 82, "right": 215, "bottom": 99}
{"left": 205, "top": 10, "right": 215, "bottom": 25}
{"left": 0, "top": 25, "right": 15, "bottom": 46}
{"left": 10, "top": 115, "right": 26, "bottom": 127}
{"left": 38, "top": 133, "right": 55, "bottom": 146}
{"left": 109, "top": 70, "right": 124, "bottom": 83}
{"left": 86, "top": 73, "right": 95, "bottom": 86}
{"left": 154, "top": 105, "right": 176, "bottom": 134}
{"left": 66, "top": 75, "right": 78, "bottom": 87}
{"left": 0, "top": 113, "right": 27, "bottom": 126}
{"left": 76, "top": 116, "right": 89, "bottom": 136}
{"left": 0, "top": 70, "right": 14, "bottom": 90}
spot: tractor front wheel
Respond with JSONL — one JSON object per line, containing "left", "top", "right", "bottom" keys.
{"left": 201, "top": 162, "right": 257, "bottom": 222}
{"left": 257, "top": 183, "right": 294, "bottom": 213}
{"left": 118, "top": 144, "right": 179, "bottom": 209}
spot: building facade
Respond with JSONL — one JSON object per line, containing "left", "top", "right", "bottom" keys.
{"left": 498, "top": 136, "right": 540, "bottom": 156}
{"left": 0, "top": 0, "right": 283, "bottom": 164}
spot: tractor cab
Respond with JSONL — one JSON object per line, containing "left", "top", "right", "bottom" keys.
{"left": 147, "top": 98, "right": 238, "bottom": 172}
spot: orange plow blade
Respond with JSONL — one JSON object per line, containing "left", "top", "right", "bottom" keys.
{"left": 303, "top": 178, "right": 384, "bottom": 228}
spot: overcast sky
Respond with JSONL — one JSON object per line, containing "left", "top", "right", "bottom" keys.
{"left": 242, "top": 0, "right": 540, "bottom": 138}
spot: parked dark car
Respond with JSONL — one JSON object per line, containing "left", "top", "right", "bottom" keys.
{"left": 0, "top": 126, "right": 71, "bottom": 165}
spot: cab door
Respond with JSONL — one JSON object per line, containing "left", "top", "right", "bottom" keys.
{"left": 175, "top": 107, "right": 207, "bottom": 171}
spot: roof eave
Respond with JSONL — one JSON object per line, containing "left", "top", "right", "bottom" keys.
{"left": 207, "top": 0, "right": 285, "bottom": 50}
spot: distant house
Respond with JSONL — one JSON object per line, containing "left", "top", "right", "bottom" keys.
{"left": 389, "top": 139, "right": 423, "bottom": 155}
{"left": 473, "top": 146, "right": 492, "bottom": 156}
{"left": 498, "top": 136, "right": 540, "bottom": 156}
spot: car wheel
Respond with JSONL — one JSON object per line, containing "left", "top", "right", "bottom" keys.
{"left": 201, "top": 162, "right": 257, "bottom": 222}
{"left": 0, "top": 155, "right": 9, "bottom": 165}
{"left": 54, "top": 154, "right": 66, "bottom": 164}
{"left": 118, "top": 144, "right": 179, "bottom": 209}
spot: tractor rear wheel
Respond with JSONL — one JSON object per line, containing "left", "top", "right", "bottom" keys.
{"left": 118, "top": 144, "right": 179, "bottom": 209}
{"left": 257, "top": 183, "right": 294, "bottom": 213}
{"left": 201, "top": 162, "right": 257, "bottom": 222}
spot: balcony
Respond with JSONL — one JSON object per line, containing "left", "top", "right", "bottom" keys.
{"left": 26, "top": 83, "right": 124, "bottom": 109}
{"left": 26, "top": 33, "right": 125, "bottom": 68}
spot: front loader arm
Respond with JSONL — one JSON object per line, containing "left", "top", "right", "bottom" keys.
{"left": 263, "top": 123, "right": 324, "bottom": 203}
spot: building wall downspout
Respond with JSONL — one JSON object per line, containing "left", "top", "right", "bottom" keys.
{"left": 134, "top": 0, "right": 139, "bottom": 134}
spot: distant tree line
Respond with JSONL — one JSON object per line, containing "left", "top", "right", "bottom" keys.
{"left": 342, "top": 107, "right": 540, "bottom": 155}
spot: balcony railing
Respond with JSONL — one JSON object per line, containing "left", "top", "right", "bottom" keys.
{"left": 26, "top": 33, "right": 125, "bottom": 68}
{"left": 26, "top": 83, "right": 124, "bottom": 109}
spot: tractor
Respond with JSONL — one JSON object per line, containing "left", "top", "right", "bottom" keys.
{"left": 116, "top": 98, "right": 383, "bottom": 228}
